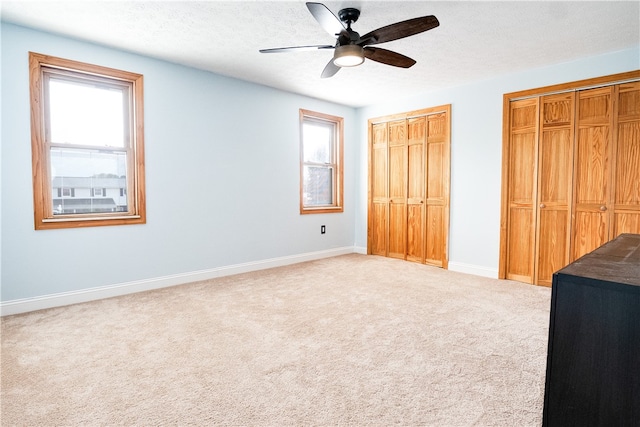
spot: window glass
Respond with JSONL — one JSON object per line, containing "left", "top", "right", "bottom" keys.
{"left": 49, "top": 78, "right": 126, "bottom": 147}
{"left": 302, "top": 121, "right": 332, "bottom": 164}
{"left": 299, "top": 109, "right": 343, "bottom": 214}
{"left": 303, "top": 165, "right": 333, "bottom": 205}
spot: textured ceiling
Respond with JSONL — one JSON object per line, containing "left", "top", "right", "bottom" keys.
{"left": 2, "top": 1, "right": 639, "bottom": 107}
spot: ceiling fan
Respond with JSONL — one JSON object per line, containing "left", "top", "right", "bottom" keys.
{"left": 259, "top": 2, "right": 439, "bottom": 78}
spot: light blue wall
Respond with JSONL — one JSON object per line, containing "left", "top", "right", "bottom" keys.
{"left": 1, "top": 21, "right": 639, "bottom": 304}
{"left": 1, "top": 23, "right": 357, "bottom": 301}
{"left": 356, "top": 47, "right": 640, "bottom": 275}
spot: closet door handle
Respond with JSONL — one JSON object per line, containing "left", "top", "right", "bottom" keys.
{"left": 540, "top": 203, "right": 546, "bottom": 209}
{"left": 600, "top": 205, "right": 607, "bottom": 212}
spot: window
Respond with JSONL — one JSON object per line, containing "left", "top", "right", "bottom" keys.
{"left": 299, "top": 109, "right": 344, "bottom": 214}
{"left": 29, "top": 52, "right": 145, "bottom": 229}
{"left": 59, "top": 188, "right": 74, "bottom": 197}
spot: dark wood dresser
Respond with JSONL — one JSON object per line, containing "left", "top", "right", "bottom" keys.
{"left": 542, "top": 233, "right": 640, "bottom": 426}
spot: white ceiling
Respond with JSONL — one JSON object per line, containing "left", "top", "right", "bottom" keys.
{"left": 2, "top": 1, "right": 639, "bottom": 107}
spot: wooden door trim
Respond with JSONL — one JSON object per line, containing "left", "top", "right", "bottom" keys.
{"left": 498, "top": 94, "right": 513, "bottom": 280}
{"left": 440, "top": 105, "right": 452, "bottom": 269}
{"left": 367, "top": 122, "right": 373, "bottom": 255}
{"left": 504, "top": 71, "right": 640, "bottom": 101}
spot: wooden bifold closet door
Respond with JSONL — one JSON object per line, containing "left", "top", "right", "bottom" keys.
{"left": 500, "top": 72, "right": 640, "bottom": 286}
{"left": 368, "top": 105, "right": 451, "bottom": 268}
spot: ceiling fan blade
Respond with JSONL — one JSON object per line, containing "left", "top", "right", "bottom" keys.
{"left": 259, "top": 45, "right": 334, "bottom": 53}
{"left": 364, "top": 47, "right": 416, "bottom": 68}
{"left": 321, "top": 59, "right": 340, "bottom": 78}
{"left": 359, "top": 16, "right": 439, "bottom": 46}
{"left": 306, "top": 2, "right": 348, "bottom": 38}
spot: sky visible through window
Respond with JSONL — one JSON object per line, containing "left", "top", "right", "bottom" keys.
{"left": 49, "top": 79, "right": 124, "bottom": 147}
{"left": 49, "top": 79, "right": 127, "bottom": 178}
{"left": 302, "top": 122, "right": 331, "bottom": 164}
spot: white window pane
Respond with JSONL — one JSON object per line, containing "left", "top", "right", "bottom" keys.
{"left": 50, "top": 147, "right": 128, "bottom": 215}
{"left": 303, "top": 122, "right": 332, "bottom": 163}
{"left": 303, "top": 165, "right": 333, "bottom": 206}
{"left": 49, "top": 78, "right": 125, "bottom": 147}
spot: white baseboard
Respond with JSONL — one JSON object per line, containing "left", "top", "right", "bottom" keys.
{"left": 1, "top": 246, "right": 358, "bottom": 316}
{"left": 353, "top": 246, "right": 368, "bottom": 255}
{"left": 448, "top": 261, "right": 498, "bottom": 279}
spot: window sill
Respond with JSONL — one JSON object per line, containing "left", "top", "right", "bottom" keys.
{"left": 37, "top": 215, "right": 145, "bottom": 230}
{"left": 300, "top": 207, "right": 343, "bottom": 215}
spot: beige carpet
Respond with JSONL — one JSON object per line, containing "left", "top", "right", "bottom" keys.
{"left": 1, "top": 254, "right": 551, "bottom": 426}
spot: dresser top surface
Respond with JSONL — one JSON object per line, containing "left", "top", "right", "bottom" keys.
{"left": 557, "top": 234, "right": 640, "bottom": 287}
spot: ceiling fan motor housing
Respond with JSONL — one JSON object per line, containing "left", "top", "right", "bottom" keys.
{"left": 338, "top": 8, "right": 360, "bottom": 24}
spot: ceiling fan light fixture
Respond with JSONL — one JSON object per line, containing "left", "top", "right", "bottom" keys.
{"left": 333, "top": 44, "right": 364, "bottom": 67}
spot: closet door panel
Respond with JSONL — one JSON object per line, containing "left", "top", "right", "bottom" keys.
{"left": 614, "top": 122, "right": 640, "bottom": 237}
{"left": 536, "top": 94, "right": 574, "bottom": 286}
{"left": 538, "top": 209, "right": 569, "bottom": 285}
{"left": 425, "top": 205, "right": 445, "bottom": 266}
{"left": 575, "top": 127, "right": 609, "bottom": 203}
{"left": 572, "top": 88, "right": 612, "bottom": 261}
{"left": 388, "top": 203, "right": 405, "bottom": 259}
{"left": 371, "top": 203, "right": 387, "bottom": 256}
{"left": 370, "top": 123, "right": 388, "bottom": 256}
{"left": 618, "top": 82, "right": 640, "bottom": 117}
{"left": 573, "top": 210, "right": 608, "bottom": 255}
{"left": 388, "top": 121, "right": 407, "bottom": 259}
{"left": 407, "top": 117, "right": 426, "bottom": 263}
{"left": 426, "top": 113, "right": 446, "bottom": 199}
{"left": 406, "top": 205, "right": 423, "bottom": 262}
{"left": 427, "top": 141, "right": 444, "bottom": 198}
{"left": 506, "top": 99, "right": 538, "bottom": 282}
{"left": 510, "top": 133, "right": 537, "bottom": 202}
{"left": 613, "top": 82, "right": 640, "bottom": 238}
{"left": 615, "top": 122, "right": 640, "bottom": 204}
{"left": 539, "top": 129, "right": 572, "bottom": 203}
{"left": 508, "top": 208, "right": 535, "bottom": 281}
{"left": 425, "top": 113, "right": 447, "bottom": 267}
{"left": 614, "top": 212, "right": 640, "bottom": 235}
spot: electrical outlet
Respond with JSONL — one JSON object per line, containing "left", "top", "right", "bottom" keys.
{"left": 321, "top": 225, "right": 326, "bottom": 234}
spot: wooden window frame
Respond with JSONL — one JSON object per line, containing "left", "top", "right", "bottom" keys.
{"left": 29, "top": 52, "right": 146, "bottom": 230}
{"left": 299, "top": 109, "right": 344, "bottom": 214}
